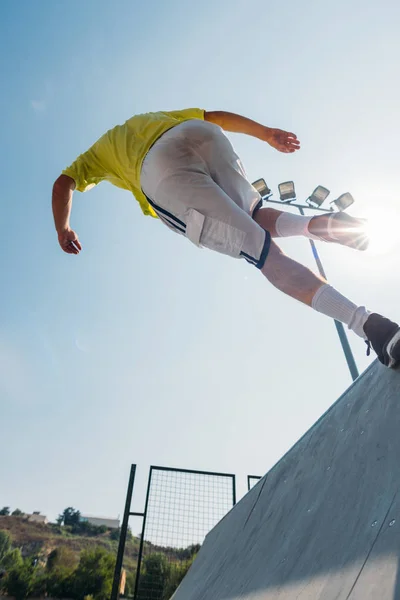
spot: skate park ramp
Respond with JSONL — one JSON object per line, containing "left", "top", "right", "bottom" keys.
{"left": 173, "top": 360, "right": 400, "bottom": 600}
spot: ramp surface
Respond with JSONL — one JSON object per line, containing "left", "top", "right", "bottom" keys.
{"left": 173, "top": 361, "right": 400, "bottom": 600}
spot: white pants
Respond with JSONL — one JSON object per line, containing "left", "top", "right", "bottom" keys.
{"left": 140, "top": 120, "right": 271, "bottom": 268}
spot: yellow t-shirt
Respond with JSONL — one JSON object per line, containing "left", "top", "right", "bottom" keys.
{"left": 62, "top": 108, "right": 205, "bottom": 217}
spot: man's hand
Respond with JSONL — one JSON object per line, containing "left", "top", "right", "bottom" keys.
{"left": 263, "top": 128, "right": 301, "bottom": 153}
{"left": 58, "top": 228, "right": 82, "bottom": 255}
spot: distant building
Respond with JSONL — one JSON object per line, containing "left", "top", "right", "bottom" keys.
{"left": 27, "top": 512, "right": 48, "bottom": 524}
{"left": 80, "top": 515, "right": 120, "bottom": 529}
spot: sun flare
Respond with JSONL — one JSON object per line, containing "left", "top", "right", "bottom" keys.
{"left": 362, "top": 209, "right": 400, "bottom": 256}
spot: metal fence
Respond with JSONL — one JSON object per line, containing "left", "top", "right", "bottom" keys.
{"left": 112, "top": 465, "right": 236, "bottom": 600}
{"left": 247, "top": 475, "right": 262, "bottom": 491}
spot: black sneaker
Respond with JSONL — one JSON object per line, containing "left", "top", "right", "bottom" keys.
{"left": 363, "top": 313, "right": 400, "bottom": 368}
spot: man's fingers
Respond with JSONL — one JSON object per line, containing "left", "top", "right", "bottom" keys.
{"left": 61, "top": 242, "right": 80, "bottom": 254}
{"left": 280, "top": 131, "right": 298, "bottom": 142}
{"left": 283, "top": 137, "right": 300, "bottom": 146}
{"left": 275, "top": 136, "right": 300, "bottom": 150}
{"left": 70, "top": 240, "right": 81, "bottom": 252}
{"left": 280, "top": 132, "right": 300, "bottom": 146}
{"left": 281, "top": 139, "right": 300, "bottom": 151}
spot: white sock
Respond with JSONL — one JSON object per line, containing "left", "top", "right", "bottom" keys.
{"left": 311, "top": 284, "right": 371, "bottom": 339}
{"left": 275, "top": 211, "right": 320, "bottom": 240}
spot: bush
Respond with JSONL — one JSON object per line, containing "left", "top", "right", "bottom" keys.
{"left": 45, "top": 547, "right": 78, "bottom": 599}
{"left": 110, "top": 527, "right": 133, "bottom": 543}
{"left": 137, "top": 554, "right": 171, "bottom": 600}
{"left": 70, "top": 520, "right": 109, "bottom": 537}
{"left": 30, "top": 568, "right": 47, "bottom": 598}
{"left": 3, "top": 562, "right": 34, "bottom": 600}
{"left": 136, "top": 551, "right": 198, "bottom": 600}
{"left": 71, "top": 547, "right": 115, "bottom": 600}
{"left": 110, "top": 528, "right": 120, "bottom": 542}
{"left": 47, "top": 547, "right": 78, "bottom": 572}
{"left": 163, "top": 558, "right": 195, "bottom": 599}
{"left": 97, "top": 525, "right": 108, "bottom": 535}
{"left": 2, "top": 548, "right": 23, "bottom": 571}
{"left": 0, "top": 531, "right": 11, "bottom": 562}
{"left": 46, "top": 568, "right": 75, "bottom": 599}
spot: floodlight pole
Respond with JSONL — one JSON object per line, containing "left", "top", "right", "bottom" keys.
{"left": 262, "top": 196, "right": 359, "bottom": 382}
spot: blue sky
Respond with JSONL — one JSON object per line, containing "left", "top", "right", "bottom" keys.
{"left": 1, "top": 0, "right": 400, "bottom": 529}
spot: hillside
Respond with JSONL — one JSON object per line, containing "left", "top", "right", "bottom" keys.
{"left": 0, "top": 516, "right": 140, "bottom": 570}
{"left": 0, "top": 516, "right": 200, "bottom": 599}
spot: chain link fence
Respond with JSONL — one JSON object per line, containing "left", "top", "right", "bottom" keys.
{"left": 134, "top": 467, "right": 235, "bottom": 600}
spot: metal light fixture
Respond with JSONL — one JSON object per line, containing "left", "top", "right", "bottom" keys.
{"left": 252, "top": 178, "right": 271, "bottom": 198}
{"left": 332, "top": 192, "right": 355, "bottom": 212}
{"left": 278, "top": 181, "right": 296, "bottom": 202}
{"left": 306, "top": 185, "right": 330, "bottom": 208}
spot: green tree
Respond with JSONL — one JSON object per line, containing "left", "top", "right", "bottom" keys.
{"left": 0, "top": 507, "right": 10, "bottom": 516}
{"left": 46, "top": 547, "right": 78, "bottom": 598}
{"left": 11, "top": 509, "right": 24, "bottom": 517}
{"left": 163, "top": 557, "right": 196, "bottom": 600}
{"left": 137, "top": 554, "right": 171, "bottom": 600}
{"left": 72, "top": 547, "right": 115, "bottom": 600}
{"left": 59, "top": 507, "right": 81, "bottom": 526}
{"left": 2, "top": 548, "right": 23, "bottom": 571}
{"left": 30, "top": 568, "right": 47, "bottom": 598}
{"left": 47, "top": 547, "right": 78, "bottom": 573}
{"left": 4, "top": 562, "right": 34, "bottom": 600}
{"left": 47, "top": 570, "right": 75, "bottom": 600}
{"left": 97, "top": 525, "right": 108, "bottom": 535}
{"left": 110, "top": 527, "right": 133, "bottom": 542}
{"left": 0, "top": 530, "right": 11, "bottom": 563}
{"left": 69, "top": 520, "right": 108, "bottom": 536}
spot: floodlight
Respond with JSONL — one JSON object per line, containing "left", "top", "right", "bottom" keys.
{"left": 278, "top": 181, "right": 296, "bottom": 202}
{"left": 332, "top": 192, "right": 355, "bottom": 212}
{"left": 252, "top": 178, "right": 271, "bottom": 198}
{"left": 306, "top": 185, "right": 330, "bottom": 208}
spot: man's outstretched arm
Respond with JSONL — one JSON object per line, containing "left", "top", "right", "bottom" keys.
{"left": 204, "top": 111, "right": 300, "bottom": 153}
{"left": 52, "top": 174, "right": 82, "bottom": 254}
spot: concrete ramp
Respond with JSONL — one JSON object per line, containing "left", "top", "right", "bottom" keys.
{"left": 173, "top": 361, "right": 400, "bottom": 600}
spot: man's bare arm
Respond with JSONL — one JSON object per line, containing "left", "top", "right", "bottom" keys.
{"left": 52, "top": 175, "right": 75, "bottom": 232}
{"left": 52, "top": 175, "right": 82, "bottom": 254}
{"left": 204, "top": 111, "right": 300, "bottom": 153}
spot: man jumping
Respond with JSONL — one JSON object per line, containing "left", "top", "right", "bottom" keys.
{"left": 52, "top": 108, "right": 400, "bottom": 368}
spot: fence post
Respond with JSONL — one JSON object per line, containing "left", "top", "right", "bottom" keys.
{"left": 133, "top": 467, "right": 153, "bottom": 600}
{"left": 111, "top": 465, "right": 136, "bottom": 600}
